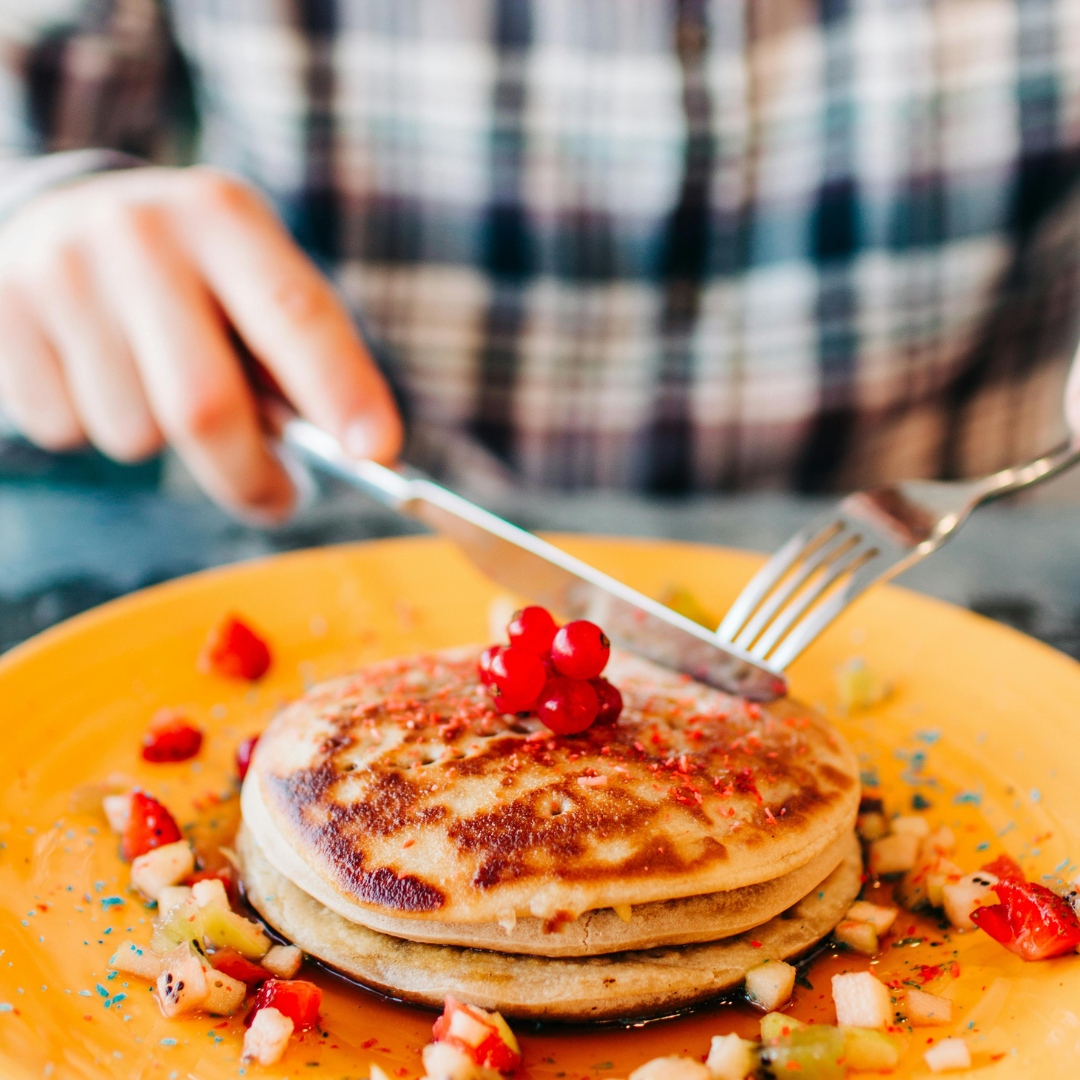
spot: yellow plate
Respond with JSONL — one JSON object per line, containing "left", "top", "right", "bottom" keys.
{"left": 1, "top": 536, "right": 1077, "bottom": 1079}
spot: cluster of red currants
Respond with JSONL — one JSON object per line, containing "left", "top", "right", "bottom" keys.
{"left": 479, "top": 606, "right": 623, "bottom": 735}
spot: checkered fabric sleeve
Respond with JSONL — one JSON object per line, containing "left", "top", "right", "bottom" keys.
{"left": 3, "top": 0, "right": 1080, "bottom": 493}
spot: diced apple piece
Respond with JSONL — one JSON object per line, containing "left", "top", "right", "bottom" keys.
{"left": 856, "top": 811, "right": 889, "bottom": 842}
{"left": 262, "top": 944, "right": 303, "bottom": 979}
{"left": 108, "top": 940, "right": 164, "bottom": 980}
{"left": 488, "top": 1009, "right": 521, "bottom": 1058}
{"left": 891, "top": 815, "right": 931, "bottom": 839}
{"left": 199, "top": 899, "right": 271, "bottom": 959}
{"left": 834, "top": 919, "right": 879, "bottom": 956}
{"left": 158, "top": 884, "right": 192, "bottom": 913}
{"left": 192, "top": 877, "right": 230, "bottom": 910}
{"left": 706, "top": 1033, "right": 756, "bottom": 1080}
{"left": 370, "top": 1066, "right": 392, "bottom": 1080}
{"left": 926, "top": 862, "right": 964, "bottom": 908}
{"left": 831, "top": 971, "right": 891, "bottom": 1029}
{"left": 896, "top": 853, "right": 963, "bottom": 912}
{"left": 103, "top": 793, "right": 132, "bottom": 834}
{"left": 150, "top": 895, "right": 205, "bottom": 955}
{"left": 942, "top": 871, "right": 999, "bottom": 930}
{"left": 130, "top": 839, "right": 194, "bottom": 900}
{"left": 422, "top": 1040, "right": 480, "bottom": 1080}
{"left": 845, "top": 901, "right": 898, "bottom": 935}
{"left": 906, "top": 988, "right": 952, "bottom": 1026}
{"left": 842, "top": 1028, "right": 900, "bottom": 1070}
{"left": 744, "top": 959, "right": 796, "bottom": 1011}
{"left": 759, "top": 1012, "right": 806, "bottom": 1043}
{"left": 628, "top": 1057, "right": 711, "bottom": 1080}
{"left": 869, "top": 832, "right": 920, "bottom": 875}
{"left": 449, "top": 1006, "right": 493, "bottom": 1049}
{"left": 204, "top": 967, "right": 247, "bottom": 1015}
{"left": 243, "top": 1004, "right": 294, "bottom": 1066}
{"left": 924, "top": 1038, "right": 971, "bottom": 1072}
{"left": 155, "top": 944, "right": 209, "bottom": 1018}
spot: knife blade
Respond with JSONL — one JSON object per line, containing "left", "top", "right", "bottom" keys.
{"left": 281, "top": 417, "right": 787, "bottom": 701}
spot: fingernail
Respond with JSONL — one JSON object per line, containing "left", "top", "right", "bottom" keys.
{"left": 343, "top": 417, "right": 380, "bottom": 460}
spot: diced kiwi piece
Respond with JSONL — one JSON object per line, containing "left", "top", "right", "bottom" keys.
{"left": 842, "top": 1027, "right": 900, "bottom": 1070}
{"left": 199, "top": 900, "right": 270, "bottom": 959}
{"left": 759, "top": 1011, "right": 807, "bottom": 1044}
{"left": 150, "top": 896, "right": 205, "bottom": 955}
{"left": 760, "top": 1026, "right": 845, "bottom": 1080}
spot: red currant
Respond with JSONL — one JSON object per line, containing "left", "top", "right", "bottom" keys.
{"left": 141, "top": 710, "right": 203, "bottom": 763}
{"left": 590, "top": 678, "right": 623, "bottom": 725}
{"left": 489, "top": 646, "right": 547, "bottom": 712}
{"left": 551, "top": 620, "right": 610, "bottom": 679}
{"left": 478, "top": 644, "right": 502, "bottom": 686}
{"left": 535, "top": 676, "right": 599, "bottom": 735}
{"left": 506, "top": 606, "right": 558, "bottom": 656}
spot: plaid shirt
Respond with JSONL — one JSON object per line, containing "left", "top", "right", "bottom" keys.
{"left": 3, "top": 0, "right": 1080, "bottom": 493}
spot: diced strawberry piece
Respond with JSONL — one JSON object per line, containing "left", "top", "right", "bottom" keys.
{"left": 475, "top": 1030, "right": 522, "bottom": 1073}
{"left": 432, "top": 996, "right": 521, "bottom": 1073}
{"left": 971, "top": 877, "right": 1080, "bottom": 960}
{"left": 120, "top": 791, "right": 182, "bottom": 862}
{"left": 236, "top": 735, "right": 259, "bottom": 781}
{"left": 211, "top": 948, "right": 270, "bottom": 986}
{"left": 247, "top": 979, "right": 321, "bottom": 1030}
{"left": 981, "top": 854, "right": 1025, "bottom": 883}
{"left": 199, "top": 615, "right": 271, "bottom": 681}
{"left": 185, "top": 866, "right": 239, "bottom": 908}
{"left": 141, "top": 709, "right": 203, "bottom": 763}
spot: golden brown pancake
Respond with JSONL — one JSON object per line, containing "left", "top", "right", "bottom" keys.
{"left": 244, "top": 773, "right": 851, "bottom": 954}
{"left": 239, "top": 824, "right": 863, "bottom": 1021}
{"left": 245, "top": 647, "right": 859, "bottom": 925}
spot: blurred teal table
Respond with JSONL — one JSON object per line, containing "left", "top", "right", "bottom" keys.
{"left": 3, "top": 438, "right": 1080, "bottom": 661}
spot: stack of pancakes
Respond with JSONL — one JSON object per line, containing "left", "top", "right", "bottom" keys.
{"left": 238, "top": 647, "right": 862, "bottom": 1021}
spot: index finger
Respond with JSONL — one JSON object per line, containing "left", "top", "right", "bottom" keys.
{"left": 171, "top": 170, "right": 403, "bottom": 462}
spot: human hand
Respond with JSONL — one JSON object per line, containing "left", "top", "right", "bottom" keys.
{"left": 0, "top": 166, "right": 403, "bottom": 520}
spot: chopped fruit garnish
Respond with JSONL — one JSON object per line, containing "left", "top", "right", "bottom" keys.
{"left": 199, "top": 613, "right": 271, "bottom": 680}
{"left": 130, "top": 839, "right": 194, "bottom": 900}
{"left": 433, "top": 996, "right": 522, "bottom": 1073}
{"left": 120, "top": 790, "right": 182, "bottom": 862}
{"left": 590, "top": 677, "right": 623, "bottom": 725}
{"left": 248, "top": 978, "right": 322, "bottom": 1031}
{"left": 744, "top": 959, "right": 796, "bottom": 1011}
{"left": 108, "top": 940, "right": 165, "bottom": 980}
{"left": 627, "top": 1056, "right": 711, "bottom": 1080}
{"left": 868, "top": 831, "right": 920, "bottom": 875}
{"left": 831, "top": 971, "right": 892, "bottom": 1029}
{"left": 102, "top": 792, "right": 131, "bottom": 835}
{"left": 151, "top": 894, "right": 205, "bottom": 955}
{"left": 236, "top": 735, "right": 259, "bottom": 781}
{"left": 535, "top": 676, "right": 599, "bottom": 736}
{"left": 422, "top": 1040, "right": 478, "bottom": 1080}
{"left": 185, "top": 866, "right": 239, "bottom": 907}
{"left": 506, "top": 605, "right": 558, "bottom": 656}
{"left": 971, "top": 875, "right": 1080, "bottom": 960}
{"left": 759, "top": 1025, "right": 845, "bottom": 1080}
{"left": 942, "top": 870, "right": 999, "bottom": 930}
{"left": 706, "top": 1033, "right": 756, "bottom": 1080}
{"left": 833, "top": 918, "right": 879, "bottom": 956}
{"left": 905, "top": 987, "right": 952, "bottom": 1026}
{"left": 845, "top": 900, "right": 898, "bottom": 935}
{"left": 155, "top": 943, "right": 211, "bottom": 1018}
{"left": 488, "top": 646, "right": 547, "bottom": 713}
{"left": 210, "top": 948, "right": 271, "bottom": 986}
{"left": 924, "top": 1038, "right": 971, "bottom": 1073}
{"left": 141, "top": 709, "right": 203, "bottom": 762}
{"left": 551, "top": 619, "right": 610, "bottom": 680}
{"left": 760, "top": 1012, "right": 806, "bottom": 1044}
{"left": 841, "top": 1028, "right": 900, "bottom": 1071}
{"left": 199, "top": 895, "right": 271, "bottom": 959}
{"left": 891, "top": 814, "right": 931, "bottom": 839}
{"left": 980, "top": 853, "right": 1025, "bottom": 882}
{"left": 243, "top": 1005, "right": 294, "bottom": 1066}
{"left": 261, "top": 944, "right": 303, "bottom": 979}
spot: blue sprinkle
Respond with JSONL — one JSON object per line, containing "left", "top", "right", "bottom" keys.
{"left": 818, "top": 890, "right": 825, "bottom": 900}
{"left": 107, "top": 972, "right": 118, "bottom": 981}
{"left": 976, "top": 841, "right": 990, "bottom": 851}
{"left": 912, "top": 793, "right": 932, "bottom": 810}
{"left": 0, "top": 1004, "right": 13, "bottom": 1013}
{"left": 94, "top": 882, "right": 105, "bottom": 893}
{"left": 110, "top": 994, "right": 126, "bottom": 1007}
{"left": 78, "top": 990, "right": 92, "bottom": 998}
{"left": 859, "top": 769, "right": 880, "bottom": 788}
{"left": 953, "top": 791, "right": 981, "bottom": 806}
{"left": 160, "top": 1038, "right": 177, "bottom": 1047}
{"left": 1030, "top": 789, "right": 1041, "bottom": 803}
{"left": 101, "top": 897, "right": 125, "bottom": 909}
{"left": 20, "top": 921, "right": 27, "bottom": 927}
{"left": 998, "top": 822, "right": 1015, "bottom": 837}
{"left": 103, "top": 928, "right": 112, "bottom": 935}
{"left": 96, "top": 984, "right": 109, "bottom": 998}
{"left": 916, "top": 729, "right": 942, "bottom": 745}
{"left": 1057, "top": 858, "right": 1071, "bottom": 872}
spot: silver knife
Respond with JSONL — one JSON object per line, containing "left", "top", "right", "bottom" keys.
{"left": 280, "top": 418, "right": 787, "bottom": 701}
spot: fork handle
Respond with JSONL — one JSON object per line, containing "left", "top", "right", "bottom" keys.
{"left": 973, "top": 438, "right": 1080, "bottom": 502}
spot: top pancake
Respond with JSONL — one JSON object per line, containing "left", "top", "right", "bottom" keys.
{"left": 246, "top": 647, "right": 859, "bottom": 925}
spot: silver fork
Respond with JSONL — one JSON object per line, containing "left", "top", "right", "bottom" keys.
{"left": 716, "top": 439, "right": 1080, "bottom": 671}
